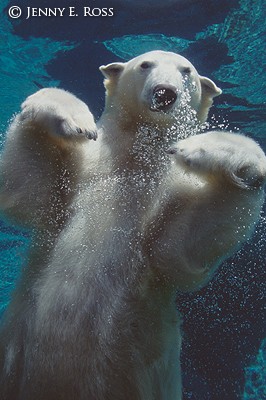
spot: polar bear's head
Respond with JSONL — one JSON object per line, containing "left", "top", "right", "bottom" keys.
{"left": 100, "top": 51, "right": 221, "bottom": 125}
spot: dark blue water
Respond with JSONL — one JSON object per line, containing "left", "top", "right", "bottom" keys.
{"left": 0, "top": 0, "right": 265, "bottom": 398}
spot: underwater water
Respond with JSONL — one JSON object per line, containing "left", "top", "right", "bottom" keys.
{"left": 0, "top": 0, "right": 265, "bottom": 399}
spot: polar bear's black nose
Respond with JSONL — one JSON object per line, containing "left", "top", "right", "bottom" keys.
{"left": 150, "top": 85, "right": 178, "bottom": 112}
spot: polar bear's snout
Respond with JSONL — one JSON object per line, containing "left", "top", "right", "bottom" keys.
{"left": 150, "top": 84, "right": 178, "bottom": 112}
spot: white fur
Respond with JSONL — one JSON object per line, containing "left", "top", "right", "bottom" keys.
{"left": 0, "top": 51, "right": 265, "bottom": 400}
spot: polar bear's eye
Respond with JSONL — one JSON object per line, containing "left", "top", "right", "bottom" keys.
{"left": 140, "top": 61, "right": 153, "bottom": 70}
{"left": 182, "top": 67, "right": 191, "bottom": 74}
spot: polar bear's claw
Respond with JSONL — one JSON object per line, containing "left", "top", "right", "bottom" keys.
{"left": 85, "top": 129, "right": 98, "bottom": 141}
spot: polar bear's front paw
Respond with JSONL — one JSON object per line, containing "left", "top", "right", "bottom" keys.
{"left": 168, "top": 131, "right": 266, "bottom": 189}
{"left": 20, "top": 88, "right": 97, "bottom": 141}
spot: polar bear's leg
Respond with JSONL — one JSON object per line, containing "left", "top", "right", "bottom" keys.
{"left": 20, "top": 88, "right": 97, "bottom": 141}
{"left": 149, "top": 132, "right": 266, "bottom": 290}
{"left": 0, "top": 88, "right": 97, "bottom": 229}
{"left": 169, "top": 131, "right": 266, "bottom": 189}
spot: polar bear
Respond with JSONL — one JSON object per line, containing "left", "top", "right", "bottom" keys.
{"left": 0, "top": 51, "right": 265, "bottom": 400}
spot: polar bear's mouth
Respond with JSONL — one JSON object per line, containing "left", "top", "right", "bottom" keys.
{"left": 150, "top": 85, "right": 178, "bottom": 112}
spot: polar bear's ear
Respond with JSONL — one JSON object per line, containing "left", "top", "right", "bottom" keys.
{"left": 99, "top": 63, "right": 125, "bottom": 79}
{"left": 200, "top": 76, "right": 222, "bottom": 98}
{"left": 197, "top": 76, "right": 222, "bottom": 122}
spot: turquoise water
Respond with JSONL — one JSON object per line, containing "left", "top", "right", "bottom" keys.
{"left": 0, "top": 0, "right": 265, "bottom": 398}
